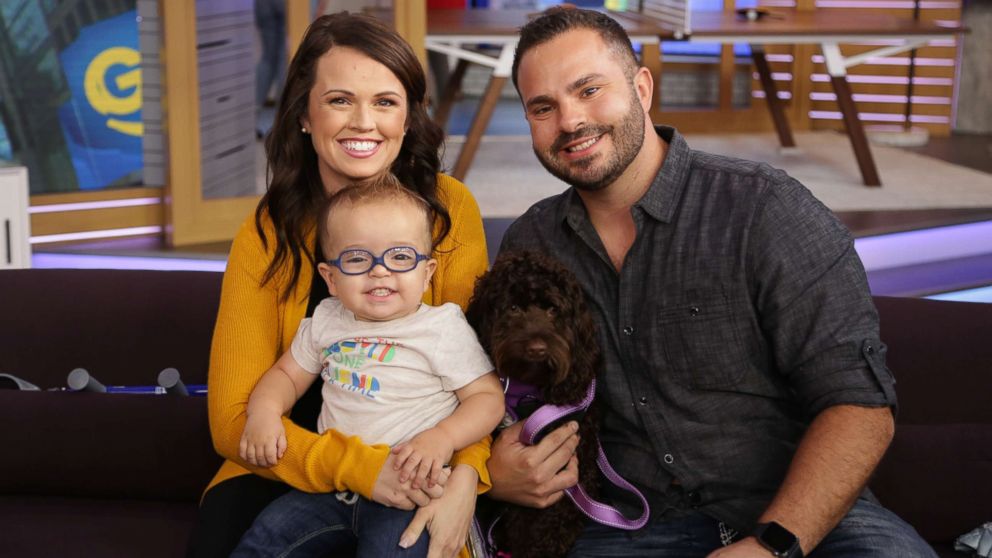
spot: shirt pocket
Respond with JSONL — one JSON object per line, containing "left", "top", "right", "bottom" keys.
{"left": 656, "top": 293, "right": 754, "bottom": 390}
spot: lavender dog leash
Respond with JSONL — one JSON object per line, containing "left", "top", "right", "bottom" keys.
{"left": 518, "top": 379, "right": 651, "bottom": 530}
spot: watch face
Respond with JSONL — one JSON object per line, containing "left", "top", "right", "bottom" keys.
{"left": 761, "top": 522, "right": 798, "bottom": 553}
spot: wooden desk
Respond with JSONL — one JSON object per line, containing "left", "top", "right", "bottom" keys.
{"left": 684, "top": 10, "right": 966, "bottom": 186}
{"left": 423, "top": 9, "right": 670, "bottom": 181}
{"left": 418, "top": 8, "right": 964, "bottom": 187}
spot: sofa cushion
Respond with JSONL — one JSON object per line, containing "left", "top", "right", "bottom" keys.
{"left": 871, "top": 422, "right": 992, "bottom": 545}
{"left": 0, "top": 495, "right": 197, "bottom": 558}
{"left": 0, "top": 390, "right": 221, "bottom": 501}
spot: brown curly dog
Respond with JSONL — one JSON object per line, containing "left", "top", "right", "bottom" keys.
{"left": 466, "top": 250, "right": 602, "bottom": 558}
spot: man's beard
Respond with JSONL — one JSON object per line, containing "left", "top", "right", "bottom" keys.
{"left": 533, "top": 93, "right": 645, "bottom": 192}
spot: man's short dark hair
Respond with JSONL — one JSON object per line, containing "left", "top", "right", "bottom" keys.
{"left": 511, "top": 7, "right": 639, "bottom": 90}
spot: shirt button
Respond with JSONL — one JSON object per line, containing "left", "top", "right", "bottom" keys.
{"left": 663, "top": 453, "right": 675, "bottom": 464}
{"left": 689, "top": 306, "right": 700, "bottom": 316}
{"left": 638, "top": 396, "right": 647, "bottom": 405}
{"left": 623, "top": 326, "right": 634, "bottom": 336}
{"left": 866, "top": 345, "right": 875, "bottom": 355}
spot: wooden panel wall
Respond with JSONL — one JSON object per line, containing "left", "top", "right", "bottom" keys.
{"left": 655, "top": 1, "right": 962, "bottom": 137}
{"left": 806, "top": 0, "right": 960, "bottom": 135}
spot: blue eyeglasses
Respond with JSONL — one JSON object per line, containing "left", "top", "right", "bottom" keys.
{"left": 326, "top": 246, "right": 429, "bottom": 275}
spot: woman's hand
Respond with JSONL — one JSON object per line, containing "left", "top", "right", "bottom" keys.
{"left": 372, "top": 452, "right": 446, "bottom": 510}
{"left": 399, "top": 464, "right": 479, "bottom": 558}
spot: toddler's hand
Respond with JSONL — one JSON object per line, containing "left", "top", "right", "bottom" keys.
{"left": 391, "top": 428, "right": 455, "bottom": 489}
{"left": 239, "top": 412, "right": 287, "bottom": 468}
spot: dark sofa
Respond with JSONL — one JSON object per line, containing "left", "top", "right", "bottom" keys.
{"left": 0, "top": 269, "right": 988, "bottom": 557}
{"left": 0, "top": 269, "right": 223, "bottom": 557}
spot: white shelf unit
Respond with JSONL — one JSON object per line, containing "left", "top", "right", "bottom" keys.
{"left": 0, "top": 165, "right": 31, "bottom": 269}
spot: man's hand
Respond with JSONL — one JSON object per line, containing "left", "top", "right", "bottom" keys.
{"left": 707, "top": 536, "right": 776, "bottom": 557}
{"left": 371, "top": 452, "right": 447, "bottom": 510}
{"left": 486, "top": 420, "right": 580, "bottom": 507}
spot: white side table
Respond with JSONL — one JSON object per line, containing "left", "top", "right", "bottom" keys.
{"left": 0, "top": 165, "right": 31, "bottom": 269}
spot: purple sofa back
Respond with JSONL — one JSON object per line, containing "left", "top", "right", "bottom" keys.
{"left": 0, "top": 268, "right": 222, "bottom": 389}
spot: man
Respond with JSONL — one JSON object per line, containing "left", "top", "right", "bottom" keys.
{"left": 485, "top": 8, "right": 934, "bottom": 558}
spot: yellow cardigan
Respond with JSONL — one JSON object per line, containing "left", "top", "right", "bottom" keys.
{"left": 206, "top": 175, "right": 491, "bottom": 501}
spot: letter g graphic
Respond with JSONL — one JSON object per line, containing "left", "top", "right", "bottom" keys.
{"left": 84, "top": 46, "right": 142, "bottom": 136}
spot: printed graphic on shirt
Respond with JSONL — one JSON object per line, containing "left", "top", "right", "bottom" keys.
{"left": 320, "top": 337, "right": 398, "bottom": 399}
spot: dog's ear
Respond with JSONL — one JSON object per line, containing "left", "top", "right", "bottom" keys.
{"left": 465, "top": 279, "right": 489, "bottom": 351}
{"left": 550, "top": 264, "right": 602, "bottom": 402}
{"left": 465, "top": 267, "right": 500, "bottom": 353}
{"left": 562, "top": 271, "right": 600, "bottom": 396}
{"left": 570, "top": 295, "right": 602, "bottom": 388}
{"left": 547, "top": 309, "right": 600, "bottom": 404}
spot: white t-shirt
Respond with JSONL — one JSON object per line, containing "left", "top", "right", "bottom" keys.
{"left": 290, "top": 298, "right": 494, "bottom": 447}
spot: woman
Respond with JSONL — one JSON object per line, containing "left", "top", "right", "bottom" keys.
{"left": 187, "top": 13, "right": 490, "bottom": 557}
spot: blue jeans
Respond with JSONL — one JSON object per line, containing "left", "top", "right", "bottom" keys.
{"left": 567, "top": 499, "right": 936, "bottom": 558}
{"left": 232, "top": 490, "right": 429, "bottom": 558}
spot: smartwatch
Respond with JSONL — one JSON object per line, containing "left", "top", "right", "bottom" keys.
{"left": 753, "top": 521, "right": 803, "bottom": 558}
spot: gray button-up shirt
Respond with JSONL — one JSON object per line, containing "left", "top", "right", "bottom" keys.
{"left": 499, "top": 126, "right": 896, "bottom": 531}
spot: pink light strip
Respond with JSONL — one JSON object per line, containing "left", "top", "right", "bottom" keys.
{"left": 831, "top": 39, "right": 955, "bottom": 47}
{"left": 765, "top": 54, "right": 794, "bottom": 63}
{"left": 811, "top": 55, "right": 955, "bottom": 67}
{"left": 808, "top": 110, "right": 950, "bottom": 123}
{"left": 752, "top": 91, "right": 794, "bottom": 99}
{"left": 29, "top": 196, "right": 161, "bottom": 214}
{"left": 809, "top": 92, "right": 951, "bottom": 104}
{"left": 31, "top": 253, "right": 227, "bottom": 272}
{"left": 815, "top": 1, "right": 959, "bottom": 8}
{"left": 856, "top": 221, "right": 992, "bottom": 271}
{"left": 810, "top": 74, "right": 953, "bottom": 85}
{"left": 30, "top": 226, "right": 163, "bottom": 245}
{"left": 753, "top": 72, "right": 795, "bottom": 81}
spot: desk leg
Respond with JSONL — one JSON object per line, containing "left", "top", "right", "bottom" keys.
{"left": 752, "top": 47, "right": 795, "bottom": 148}
{"left": 830, "top": 75, "right": 881, "bottom": 187}
{"left": 452, "top": 75, "right": 507, "bottom": 182}
{"left": 434, "top": 59, "right": 469, "bottom": 131}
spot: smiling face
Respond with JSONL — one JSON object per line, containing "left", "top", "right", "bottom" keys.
{"left": 301, "top": 47, "right": 408, "bottom": 194}
{"left": 317, "top": 197, "right": 436, "bottom": 322}
{"left": 517, "top": 28, "right": 650, "bottom": 191}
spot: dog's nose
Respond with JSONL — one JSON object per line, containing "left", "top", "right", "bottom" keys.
{"left": 526, "top": 339, "right": 548, "bottom": 359}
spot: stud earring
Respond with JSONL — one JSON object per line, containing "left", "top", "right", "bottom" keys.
{"left": 301, "top": 127, "right": 308, "bottom": 134}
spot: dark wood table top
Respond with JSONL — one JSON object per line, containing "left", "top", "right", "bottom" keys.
{"left": 685, "top": 9, "right": 965, "bottom": 38}
{"left": 412, "top": 7, "right": 964, "bottom": 41}
{"left": 368, "top": 8, "right": 677, "bottom": 39}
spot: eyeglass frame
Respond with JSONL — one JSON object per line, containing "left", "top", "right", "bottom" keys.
{"left": 325, "top": 246, "right": 431, "bottom": 276}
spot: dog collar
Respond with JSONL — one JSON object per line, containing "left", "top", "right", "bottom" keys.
{"left": 506, "top": 377, "right": 651, "bottom": 531}
{"left": 499, "top": 376, "right": 544, "bottom": 423}
{"left": 518, "top": 380, "right": 596, "bottom": 445}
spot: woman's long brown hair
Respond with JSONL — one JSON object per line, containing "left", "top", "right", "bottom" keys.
{"left": 255, "top": 13, "right": 450, "bottom": 301}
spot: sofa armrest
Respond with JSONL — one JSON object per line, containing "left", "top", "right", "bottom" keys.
{"left": 0, "top": 391, "right": 222, "bottom": 502}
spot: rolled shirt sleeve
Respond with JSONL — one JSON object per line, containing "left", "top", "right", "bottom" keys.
{"left": 747, "top": 176, "right": 897, "bottom": 418}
